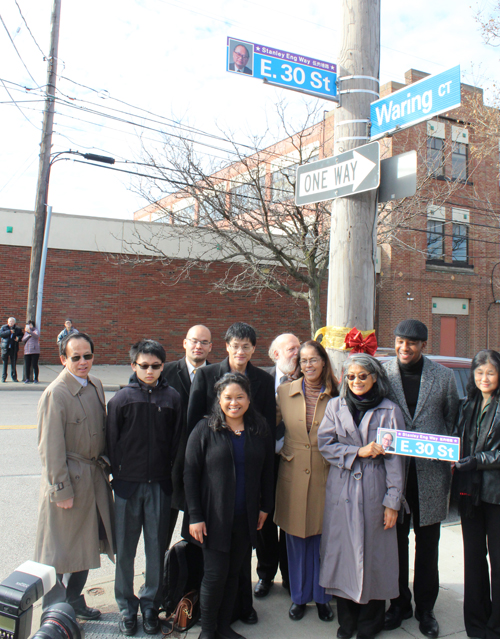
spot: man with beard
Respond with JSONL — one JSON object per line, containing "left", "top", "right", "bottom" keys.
{"left": 254, "top": 333, "right": 301, "bottom": 598}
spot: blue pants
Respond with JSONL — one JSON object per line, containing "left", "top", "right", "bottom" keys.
{"left": 286, "top": 533, "right": 331, "bottom": 605}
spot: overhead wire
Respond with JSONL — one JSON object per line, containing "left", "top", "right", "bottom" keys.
{"left": 0, "top": 13, "right": 38, "bottom": 85}
{"left": 14, "top": 0, "right": 46, "bottom": 58}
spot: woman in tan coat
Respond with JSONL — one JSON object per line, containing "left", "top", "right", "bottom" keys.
{"left": 274, "top": 340, "right": 338, "bottom": 622}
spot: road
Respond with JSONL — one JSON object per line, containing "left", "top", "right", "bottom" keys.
{"left": 0, "top": 390, "right": 184, "bottom": 584}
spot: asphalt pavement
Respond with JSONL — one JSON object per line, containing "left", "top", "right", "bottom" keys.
{"left": 0, "top": 366, "right": 471, "bottom": 639}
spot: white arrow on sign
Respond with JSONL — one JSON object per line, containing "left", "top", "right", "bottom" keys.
{"left": 299, "top": 149, "right": 376, "bottom": 197}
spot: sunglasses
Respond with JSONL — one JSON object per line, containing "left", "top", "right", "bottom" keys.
{"left": 346, "top": 373, "right": 372, "bottom": 381}
{"left": 69, "top": 354, "right": 94, "bottom": 362}
{"left": 134, "top": 362, "right": 163, "bottom": 370}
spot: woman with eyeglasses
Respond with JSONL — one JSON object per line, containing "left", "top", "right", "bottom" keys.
{"left": 453, "top": 349, "right": 500, "bottom": 639}
{"left": 318, "top": 353, "right": 405, "bottom": 639}
{"left": 274, "top": 340, "right": 338, "bottom": 622}
{"left": 183, "top": 372, "right": 274, "bottom": 639}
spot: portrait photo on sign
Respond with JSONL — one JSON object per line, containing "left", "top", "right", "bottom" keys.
{"left": 377, "top": 429, "right": 397, "bottom": 452}
{"left": 228, "top": 39, "right": 254, "bottom": 76}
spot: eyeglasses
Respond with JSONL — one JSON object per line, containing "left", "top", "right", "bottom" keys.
{"left": 228, "top": 343, "right": 253, "bottom": 353}
{"left": 346, "top": 373, "right": 372, "bottom": 381}
{"left": 300, "top": 358, "right": 320, "bottom": 366}
{"left": 186, "top": 338, "right": 211, "bottom": 347}
{"left": 134, "top": 363, "right": 163, "bottom": 370}
{"left": 69, "top": 354, "right": 94, "bottom": 362}
{"left": 234, "top": 51, "right": 249, "bottom": 60}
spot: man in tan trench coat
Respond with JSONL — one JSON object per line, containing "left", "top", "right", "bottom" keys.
{"left": 34, "top": 333, "right": 115, "bottom": 619}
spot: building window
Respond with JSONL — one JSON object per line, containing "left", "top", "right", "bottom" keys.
{"left": 198, "top": 198, "right": 223, "bottom": 224}
{"left": 452, "top": 223, "right": 468, "bottom": 262}
{"left": 452, "top": 142, "right": 468, "bottom": 180}
{"left": 427, "top": 137, "right": 445, "bottom": 177}
{"left": 271, "top": 163, "right": 298, "bottom": 202}
{"left": 427, "top": 218, "right": 445, "bottom": 260}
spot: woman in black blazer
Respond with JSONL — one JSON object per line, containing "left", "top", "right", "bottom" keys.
{"left": 183, "top": 372, "right": 274, "bottom": 639}
{"left": 454, "top": 349, "right": 500, "bottom": 639}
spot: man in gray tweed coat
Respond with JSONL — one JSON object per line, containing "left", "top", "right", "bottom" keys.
{"left": 383, "top": 320, "right": 459, "bottom": 639}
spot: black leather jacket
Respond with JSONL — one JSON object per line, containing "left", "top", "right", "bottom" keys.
{"left": 455, "top": 396, "right": 500, "bottom": 505}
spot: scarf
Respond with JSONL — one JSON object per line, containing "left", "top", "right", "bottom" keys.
{"left": 345, "top": 384, "right": 384, "bottom": 426}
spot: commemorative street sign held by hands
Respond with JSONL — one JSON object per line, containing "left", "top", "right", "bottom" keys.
{"left": 377, "top": 428, "right": 460, "bottom": 462}
{"left": 226, "top": 37, "right": 338, "bottom": 102}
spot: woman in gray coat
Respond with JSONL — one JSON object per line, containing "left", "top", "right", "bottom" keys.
{"left": 318, "top": 354, "right": 405, "bottom": 639}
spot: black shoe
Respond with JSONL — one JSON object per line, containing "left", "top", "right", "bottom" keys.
{"left": 216, "top": 628, "right": 245, "bottom": 639}
{"left": 415, "top": 609, "right": 439, "bottom": 639}
{"left": 337, "top": 628, "right": 353, "bottom": 639}
{"left": 239, "top": 608, "right": 258, "bottom": 624}
{"left": 316, "top": 602, "right": 334, "bottom": 622}
{"left": 143, "top": 609, "right": 160, "bottom": 635}
{"left": 73, "top": 604, "right": 101, "bottom": 621}
{"left": 254, "top": 578, "right": 273, "bottom": 598}
{"left": 119, "top": 616, "right": 138, "bottom": 636}
{"left": 198, "top": 633, "right": 216, "bottom": 639}
{"left": 289, "top": 603, "right": 306, "bottom": 621}
{"left": 384, "top": 604, "right": 413, "bottom": 630}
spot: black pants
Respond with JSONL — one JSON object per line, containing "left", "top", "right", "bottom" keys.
{"left": 24, "top": 354, "right": 39, "bottom": 381}
{"left": 2, "top": 351, "right": 18, "bottom": 381}
{"left": 337, "top": 597, "right": 385, "bottom": 638}
{"left": 392, "top": 459, "right": 441, "bottom": 612}
{"left": 201, "top": 514, "right": 251, "bottom": 633}
{"left": 462, "top": 501, "right": 500, "bottom": 639}
{"left": 42, "top": 570, "right": 89, "bottom": 611}
{"left": 255, "top": 454, "right": 289, "bottom": 585}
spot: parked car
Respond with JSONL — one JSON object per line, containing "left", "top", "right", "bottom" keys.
{"left": 375, "top": 352, "right": 471, "bottom": 399}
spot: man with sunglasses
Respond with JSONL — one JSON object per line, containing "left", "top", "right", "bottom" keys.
{"left": 107, "top": 339, "right": 182, "bottom": 636}
{"left": 161, "top": 325, "right": 212, "bottom": 546}
{"left": 35, "top": 333, "right": 115, "bottom": 621}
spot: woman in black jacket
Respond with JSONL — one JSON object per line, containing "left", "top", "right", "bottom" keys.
{"left": 183, "top": 372, "right": 274, "bottom": 639}
{"left": 454, "top": 349, "right": 500, "bottom": 639}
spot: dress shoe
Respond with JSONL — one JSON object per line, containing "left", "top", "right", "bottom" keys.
{"left": 239, "top": 608, "right": 258, "bottom": 624}
{"left": 316, "top": 602, "right": 334, "bottom": 622}
{"left": 73, "top": 604, "right": 101, "bottom": 621}
{"left": 289, "top": 603, "right": 306, "bottom": 621}
{"left": 254, "top": 578, "right": 273, "bottom": 598}
{"left": 216, "top": 628, "right": 246, "bottom": 639}
{"left": 384, "top": 603, "right": 413, "bottom": 630}
{"left": 198, "top": 633, "right": 216, "bottom": 639}
{"left": 337, "top": 628, "right": 353, "bottom": 639}
{"left": 143, "top": 609, "right": 160, "bottom": 635}
{"left": 119, "top": 616, "right": 138, "bottom": 636}
{"left": 282, "top": 579, "right": 290, "bottom": 592}
{"left": 415, "top": 609, "right": 439, "bottom": 638}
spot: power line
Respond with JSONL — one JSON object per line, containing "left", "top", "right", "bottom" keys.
{"left": 0, "top": 78, "right": 39, "bottom": 129}
{"left": 14, "top": 0, "right": 46, "bottom": 58}
{"left": 0, "top": 13, "right": 38, "bottom": 85}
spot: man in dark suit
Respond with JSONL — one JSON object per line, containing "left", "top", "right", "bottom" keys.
{"left": 187, "top": 322, "right": 275, "bottom": 625}
{"left": 383, "top": 319, "right": 459, "bottom": 639}
{"left": 255, "top": 333, "right": 301, "bottom": 599}
{"left": 162, "top": 325, "right": 212, "bottom": 546}
{"left": 228, "top": 44, "right": 252, "bottom": 74}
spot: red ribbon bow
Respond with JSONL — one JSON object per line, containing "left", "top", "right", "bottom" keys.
{"left": 344, "top": 328, "right": 378, "bottom": 356}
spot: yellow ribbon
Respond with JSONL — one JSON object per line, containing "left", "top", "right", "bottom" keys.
{"left": 314, "top": 326, "right": 376, "bottom": 351}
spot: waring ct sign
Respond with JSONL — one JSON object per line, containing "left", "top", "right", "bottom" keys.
{"left": 370, "top": 66, "right": 461, "bottom": 140}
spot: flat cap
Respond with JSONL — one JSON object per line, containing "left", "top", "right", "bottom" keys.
{"left": 394, "top": 319, "right": 428, "bottom": 341}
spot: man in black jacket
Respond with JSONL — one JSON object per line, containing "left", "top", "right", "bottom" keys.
{"left": 162, "top": 325, "right": 212, "bottom": 545}
{"left": 107, "top": 340, "right": 182, "bottom": 636}
{"left": 1, "top": 317, "right": 23, "bottom": 382}
{"left": 187, "top": 322, "right": 275, "bottom": 624}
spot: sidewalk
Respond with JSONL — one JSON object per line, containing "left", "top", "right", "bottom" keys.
{"left": 31, "top": 522, "right": 467, "bottom": 639}
{"left": 0, "top": 364, "right": 131, "bottom": 391}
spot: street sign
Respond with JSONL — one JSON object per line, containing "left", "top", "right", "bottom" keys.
{"left": 295, "top": 141, "right": 380, "bottom": 205}
{"left": 227, "top": 37, "right": 338, "bottom": 102}
{"left": 379, "top": 151, "right": 417, "bottom": 202}
{"left": 370, "top": 66, "right": 461, "bottom": 140}
{"left": 377, "top": 428, "right": 460, "bottom": 462}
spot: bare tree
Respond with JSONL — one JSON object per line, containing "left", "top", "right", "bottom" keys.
{"left": 126, "top": 102, "right": 333, "bottom": 337}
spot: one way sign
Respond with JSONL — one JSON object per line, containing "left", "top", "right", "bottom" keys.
{"left": 295, "top": 141, "right": 380, "bottom": 205}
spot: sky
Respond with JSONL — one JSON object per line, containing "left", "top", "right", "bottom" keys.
{"left": 0, "top": 0, "right": 498, "bottom": 220}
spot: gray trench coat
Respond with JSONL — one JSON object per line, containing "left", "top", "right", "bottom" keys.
{"left": 318, "top": 397, "right": 405, "bottom": 604}
{"left": 34, "top": 369, "right": 115, "bottom": 574}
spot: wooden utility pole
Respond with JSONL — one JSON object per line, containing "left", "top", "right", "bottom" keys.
{"left": 326, "top": 0, "right": 380, "bottom": 374}
{"left": 26, "top": 0, "right": 61, "bottom": 322}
